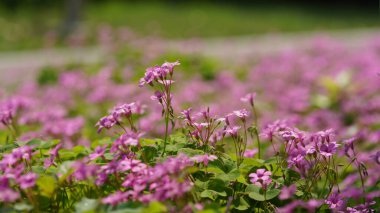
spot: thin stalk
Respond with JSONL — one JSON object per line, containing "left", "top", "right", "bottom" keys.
{"left": 161, "top": 85, "right": 171, "bottom": 157}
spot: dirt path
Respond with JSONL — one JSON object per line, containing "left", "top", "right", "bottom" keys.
{"left": 1, "top": 28, "right": 379, "bottom": 87}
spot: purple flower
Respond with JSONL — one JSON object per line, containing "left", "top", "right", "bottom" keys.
{"left": 102, "top": 191, "right": 129, "bottom": 206}
{"left": 190, "top": 154, "right": 217, "bottom": 166}
{"left": 114, "top": 133, "right": 140, "bottom": 147}
{"left": 139, "top": 61, "right": 180, "bottom": 87}
{"left": 370, "top": 151, "right": 380, "bottom": 165}
{"left": 240, "top": 93, "right": 256, "bottom": 107}
{"left": 44, "top": 158, "right": 54, "bottom": 168}
{"left": 139, "top": 67, "right": 155, "bottom": 87}
{"left": 277, "top": 199, "right": 321, "bottom": 213}
{"left": 162, "top": 60, "right": 180, "bottom": 75}
{"left": 118, "top": 159, "right": 147, "bottom": 172}
{"left": 49, "top": 143, "right": 62, "bottom": 157}
{"left": 343, "top": 137, "right": 356, "bottom": 158}
{"left": 71, "top": 161, "right": 98, "bottom": 181}
{"left": 17, "top": 173, "right": 37, "bottom": 189}
{"left": 112, "top": 103, "right": 135, "bottom": 120}
{"left": 151, "top": 91, "right": 164, "bottom": 103}
{"left": 89, "top": 145, "right": 107, "bottom": 160}
{"left": 0, "top": 188, "right": 20, "bottom": 203}
{"left": 0, "top": 110, "right": 12, "bottom": 126}
{"left": 279, "top": 184, "right": 296, "bottom": 200}
{"left": 231, "top": 109, "right": 250, "bottom": 121}
{"left": 249, "top": 169, "right": 272, "bottom": 189}
{"left": 325, "top": 191, "right": 345, "bottom": 209}
{"left": 96, "top": 115, "right": 116, "bottom": 133}
{"left": 346, "top": 201, "right": 376, "bottom": 213}
{"left": 244, "top": 149, "right": 258, "bottom": 158}
{"left": 319, "top": 142, "right": 339, "bottom": 157}
{"left": 224, "top": 126, "right": 240, "bottom": 138}
{"left": 180, "top": 108, "right": 192, "bottom": 121}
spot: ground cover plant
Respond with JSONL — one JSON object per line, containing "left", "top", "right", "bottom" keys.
{"left": 0, "top": 37, "right": 380, "bottom": 212}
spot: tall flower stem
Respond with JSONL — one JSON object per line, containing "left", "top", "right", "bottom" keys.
{"left": 251, "top": 127, "right": 261, "bottom": 159}
{"left": 162, "top": 106, "right": 170, "bottom": 157}
{"left": 161, "top": 80, "right": 172, "bottom": 157}
{"left": 250, "top": 104, "right": 261, "bottom": 159}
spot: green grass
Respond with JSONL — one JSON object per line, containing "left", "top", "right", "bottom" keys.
{"left": 0, "top": 1, "right": 379, "bottom": 51}
{"left": 86, "top": 2, "right": 380, "bottom": 38}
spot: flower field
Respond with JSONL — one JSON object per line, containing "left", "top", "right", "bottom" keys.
{"left": 0, "top": 34, "right": 379, "bottom": 212}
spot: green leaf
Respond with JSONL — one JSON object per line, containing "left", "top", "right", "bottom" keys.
{"left": 237, "top": 174, "right": 248, "bottom": 185}
{"left": 195, "top": 179, "right": 208, "bottom": 189}
{"left": 75, "top": 198, "right": 98, "bottom": 213}
{"left": 39, "top": 140, "right": 59, "bottom": 149}
{"left": 178, "top": 148, "right": 204, "bottom": 157}
{"left": 37, "top": 175, "right": 57, "bottom": 197}
{"left": 207, "top": 178, "right": 227, "bottom": 191}
{"left": 200, "top": 190, "right": 216, "bottom": 200}
{"left": 58, "top": 161, "right": 74, "bottom": 182}
{"left": 32, "top": 166, "right": 45, "bottom": 174}
{"left": 58, "top": 149, "right": 77, "bottom": 160}
{"left": 141, "top": 146, "right": 158, "bottom": 163}
{"left": 169, "top": 133, "right": 188, "bottom": 144}
{"left": 210, "top": 154, "right": 236, "bottom": 173}
{"left": 246, "top": 184, "right": 280, "bottom": 201}
{"left": 14, "top": 202, "right": 33, "bottom": 211}
{"left": 26, "top": 139, "right": 43, "bottom": 147}
{"left": 265, "top": 189, "right": 281, "bottom": 200}
{"left": 142, "top": 201, "right": 167, "bottom": 213}
{"left": 217, "top": 169, "right": 240, "bottom": 181}
{"left": 72, "top": 145, "right": 87, "bottom": 153}
{"left": 0, "top": 142, "right": 19, "bottom": 152}
{"left": 104, "top": 153, "right": 114, "bottom": 160}
{"left": 206, "top": 178, "right": 227, "bottom": 197}
{"left": 140, "top": 138, "right": 157, "bottom": 146}
{"left": 234, "top": 197, "right": 249, "bottom": 211}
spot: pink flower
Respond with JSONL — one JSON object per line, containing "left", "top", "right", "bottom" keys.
{"left": 244, "top": 149, "right": 258, "bottom": 158}
{"left": 190, "top": 154, "right": 217, "bottom": 166}
{"left": 89, "top": 145, "right": 107, "bottom": 160}
{"left": 325, "top": 191, "right": 344, "bottom": 209}
{"left": 162, "top": 60, "right": 180, "bottom": 75}
{"left": 112, "top": 103, "right": 135, "bottom": 120}
{"left": 115, "top": 133, "right": 140, "bottom": 147}
{"left": 17, "top": 173, "right": 37, "bottom": 189}
{"left": 0, "top": 188, "right": 20, "bottom": 203}
{"left": 0, "top": 110, "right": 12, "bottom": 126}
{"left": 279, "top": 184, "right": 296, "bottom": 200}
{"left": 49, "top": 143, "right": 62, "bottom": 157}
{"left": 139, "top": 61, "right": 180, "bottom": 87}
{"left": 249, "top": 169, "right": 272, "bottom": 189}
{"left": 117, "top": 159, "right": 147, "bottom": 173}
{"left": 96, "top": 115, "right": 116, "bottom": 133}
{"left": 224, "top": 126, "right": 240, "bottom": 138}
{"left": 319, "top": 142, "right": 339, "bottom": 157}
{"left": 240, "top": 93, "right": 256, "bottom": 107}
{"left": 102, "top": 191, "right": 129, "bottom": 206}
{"left": 231, "top": 109, "right": 249, "bottom": 121}
{"left": 370, "top": 151, "right": 380, "bottom": 165}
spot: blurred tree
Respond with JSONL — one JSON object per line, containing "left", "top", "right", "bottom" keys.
{"left": 60, "top": 0, "right": 84, "bottom": 38}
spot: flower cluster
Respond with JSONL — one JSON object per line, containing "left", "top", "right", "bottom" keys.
{"left": 0, "top": 36, "right": 379, "bottom": 212}
{"left": 249, "top": 168, "right": 272, "bottom": 190}
{"left": 140, "top": 61, "right": 180, "bottom": 156}
{"left": 102, "top": 154, "right": 194, "bottom": 205}
{"left": 97, "top": 102, "right": 144, "bottom": 133}
{"left": 0, "top": 146, "right": 37, "bottom": 202}
{"left": 180, "top": 107, "right": 225, "bottom": 148}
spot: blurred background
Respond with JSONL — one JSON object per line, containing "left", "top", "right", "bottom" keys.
{"left": 0, "top": 0, "right": 379, "bottom": 86}
{"left": 0, "top": 0, "right": 378, "bottom": 50}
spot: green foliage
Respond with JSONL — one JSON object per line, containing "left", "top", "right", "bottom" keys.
{"left": 37, "top": 66, "right": 59, "bottom": 85}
